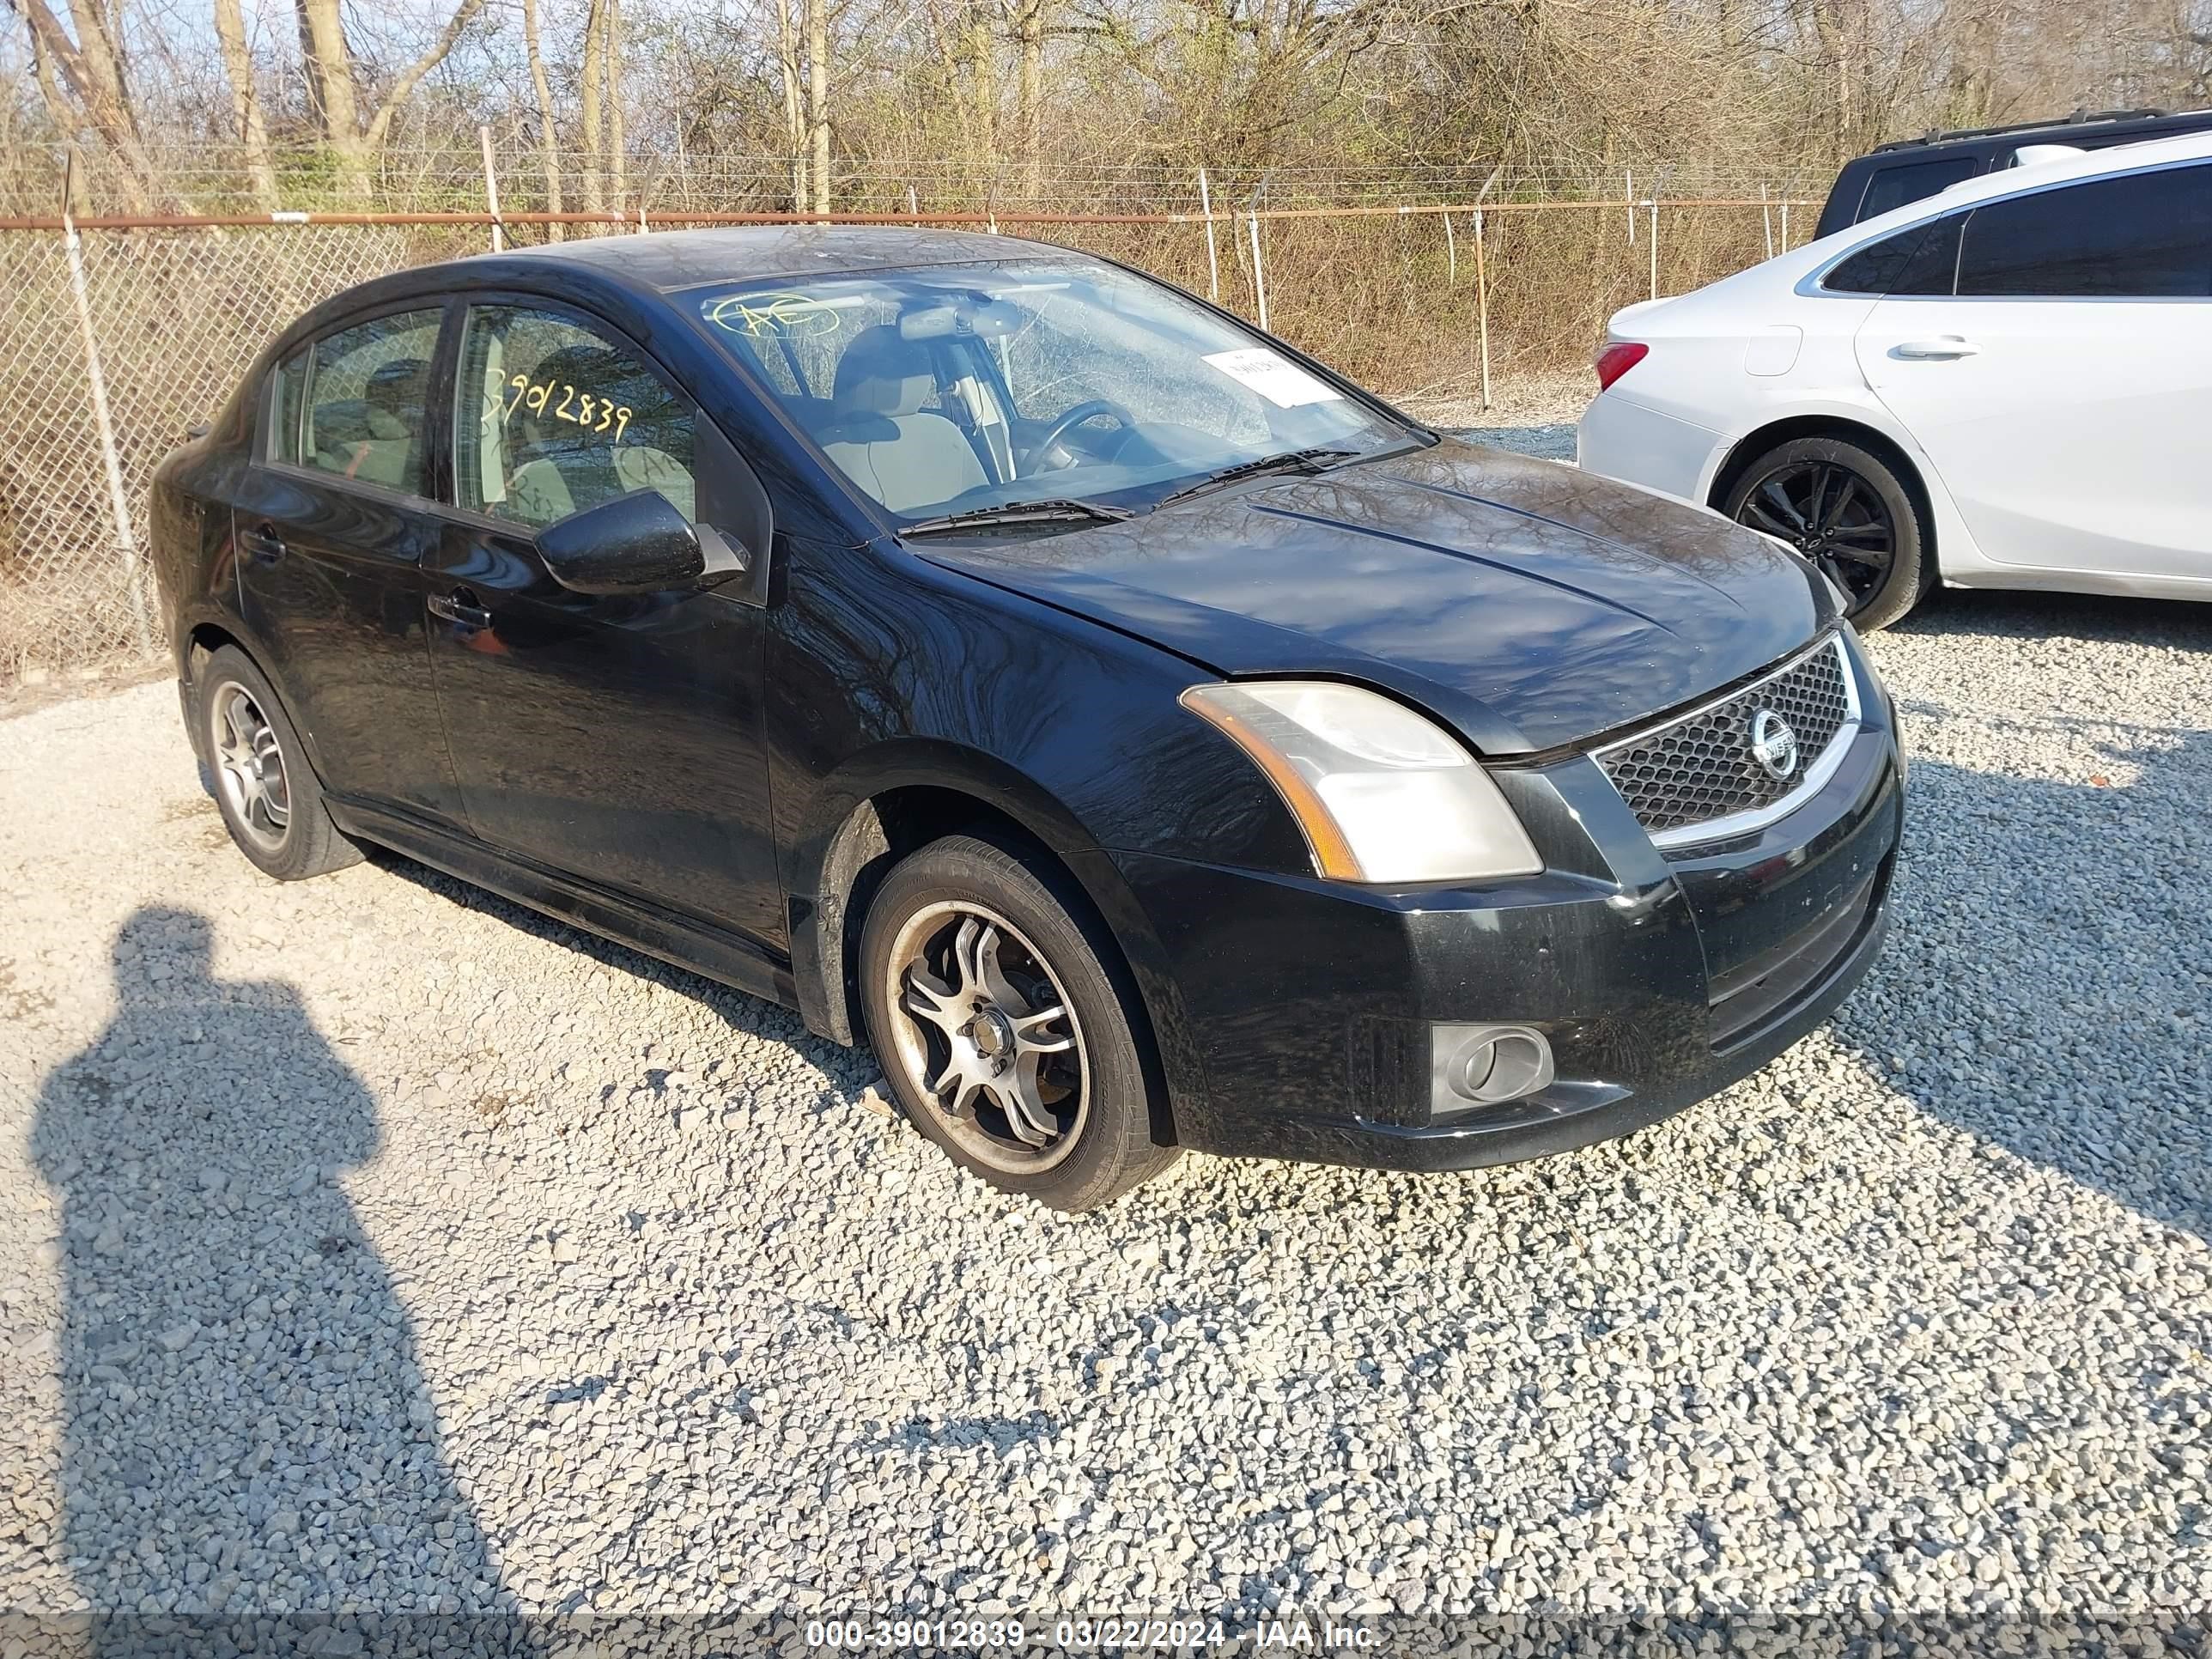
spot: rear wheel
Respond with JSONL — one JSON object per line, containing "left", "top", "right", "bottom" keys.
{"left": 1722, "top": 436, "right": 1929, "bottom": 631}
{"left": 197, "top": 646, "right": 361, "bottom": 881}
{"left": 859, "top": 835, "right": 1176, "bottom": 1212}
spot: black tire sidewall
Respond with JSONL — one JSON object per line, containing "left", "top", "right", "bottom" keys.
{"left": 1725, "top": 437, "right": 1929, "bottom": 632}
{"left": 196, "top": 646, "right": 352, "bottom": 881}
{"left": 858, "top": 834, "right": 1171, "bottom": 1212}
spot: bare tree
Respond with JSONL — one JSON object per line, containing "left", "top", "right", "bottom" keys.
{"left": 12, "top": 0, "right": 2212, "bottom": 227}
{"left": 522, "top": 0, "right": 564, "bottom": 234}
{"left": 578, "top": 0, "right": 606, "bottom": 210}
{"left": 965, "top": 0, "right": 999, "bottom": 167}
{"left": 292, "top": 0, "right": 490, "bottom": 196}
{"left": 776, "top": 0, "right": 809, "bottom": 207}
{"left": 210, "top": 0, "right": 274, "bottom": 206}
{"left": 1011, "top": 0, "right": 1045, "bottom": 199}
{"left": 6, "top": 0, "right": 155, "bottom": 204}
{"left": 806, "top": 0, "right": 830, "bottom": 211}
{"left": 606, "top": 0, "right": 627, "bottom": 209}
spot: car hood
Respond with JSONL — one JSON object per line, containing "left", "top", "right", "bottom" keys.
{"left": 918, "top": 438, "right": 1834, "bottom": 756}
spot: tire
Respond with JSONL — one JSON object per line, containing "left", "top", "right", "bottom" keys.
{"left": 859, "top": 834, "right": 1178, "bottom": 1212}
{"left": 1721, "top": 435, "right": 1931, "bottom": 632}
{"left": 195, "top": 645, "right": 362, "bottom": 881}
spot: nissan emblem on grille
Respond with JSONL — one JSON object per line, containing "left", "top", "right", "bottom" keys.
{"left": 1749, "top": 710, "right": 1799, "bottom": 781}
{"left": 1593, "top": 635, "right": 1857, "bottom": 842}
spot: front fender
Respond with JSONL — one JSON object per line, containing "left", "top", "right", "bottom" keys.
{"left": 781, "top": 735, "right": 1218, "bottom": 1143}
{"left": 787, "top": 736, "right": 1097, "bottom": 898}
{"left": 765, "top": 541, "right": 1316, "bottom": 1141}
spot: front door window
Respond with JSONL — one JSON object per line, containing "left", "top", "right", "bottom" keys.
{"left": 453, "top": 305, "right": 699, "bottom": 528}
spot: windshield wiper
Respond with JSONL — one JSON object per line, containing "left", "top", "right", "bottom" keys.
{"left": 902, "top": 498, "right": 1134, "bottom": 537}
{"left": 1157, "top": 447, "right": 1360, "bottom": 508}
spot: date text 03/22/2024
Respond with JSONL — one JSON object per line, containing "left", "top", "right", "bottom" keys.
{"left": 802, "top": 1616, "right": 1383, "bottom": 1650}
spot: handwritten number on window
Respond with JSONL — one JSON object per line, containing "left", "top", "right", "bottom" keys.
{"left": 503, "top": 371, "right": 633, "bottom": 442}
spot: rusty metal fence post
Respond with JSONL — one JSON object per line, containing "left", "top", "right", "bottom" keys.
{"left": 60, "top": 156, "right": 154, "bottom": 658}
{"left": 479, "top": 125, "right": 505, "bottom": 253}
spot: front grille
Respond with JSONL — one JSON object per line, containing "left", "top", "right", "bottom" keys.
{"left": 1595, "top": 636, "right": 1856, "bottom": 842}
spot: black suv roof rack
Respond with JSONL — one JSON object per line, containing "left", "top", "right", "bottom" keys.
{"left": 1872, "top": 107, "right": 2176, "bottom": 153}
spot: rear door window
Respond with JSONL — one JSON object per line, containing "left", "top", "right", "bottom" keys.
{"left": 1823, "top": 216, "right": 1963, "bottom": 296}
{"left": 453, "top": 304, "right": 697, "bottom": 530}
{"left": 296, "top": 310, "right": 445, "bottom": 495}
{"left": 1957, "top": 166, "right": 2212, "bottom": 297}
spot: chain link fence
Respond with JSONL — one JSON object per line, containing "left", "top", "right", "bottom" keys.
{"left": 0, "top": 188, "right": 1808, "bottom": 684}
{"left": 0, "top": 221, "right": 481, "bottom": 678}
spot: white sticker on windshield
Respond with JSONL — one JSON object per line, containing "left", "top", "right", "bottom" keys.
{"left": 1201, "top": 347, "right": 1345, "bottom": 409}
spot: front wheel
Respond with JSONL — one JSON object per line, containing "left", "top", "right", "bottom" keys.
{"left": 859, "top": 835, "right": 1177, "bottom": 1212}
{"left": 1722, "top": 436, "right": 1929, "bottom": 631}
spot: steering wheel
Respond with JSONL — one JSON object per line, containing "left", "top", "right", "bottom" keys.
{"left": 1029, "top": 399, "right": 1139, "bottom": 469}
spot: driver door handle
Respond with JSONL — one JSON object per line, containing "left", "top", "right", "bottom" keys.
{"left": 239, "top": 523, "right": 288, "bottom": 562}
{"left": 1893, "top": 337, "right": 1982, "bottom": 360}
{"left": 428, "top": 587, "right": 494, "bottom": 630}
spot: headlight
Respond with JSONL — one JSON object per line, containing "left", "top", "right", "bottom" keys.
{"left": 1179, "top": 680, "right": 1543, "bottom": 884}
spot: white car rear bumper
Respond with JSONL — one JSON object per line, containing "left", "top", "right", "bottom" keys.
{"left": 1577, "top": 393, "right": 1727, "bottom": 506}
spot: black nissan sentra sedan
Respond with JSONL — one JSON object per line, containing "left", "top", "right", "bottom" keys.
{"left": 150, "top": 227, "right": 1904, "bottom": 1212}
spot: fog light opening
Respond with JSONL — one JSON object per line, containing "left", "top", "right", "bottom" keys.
{"left": 1434, "top": 1024, "right": 1556, "bottom": 1111}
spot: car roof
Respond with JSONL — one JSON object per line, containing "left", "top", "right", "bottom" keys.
{"left": 257, "top": 225, "right": 1101, "bottom": 383}
{"left": 1867, "top": 106, "right": 2212, "bottom": 155}
{"left": 450, "top": 224, "right": 1076, "bottom": 295}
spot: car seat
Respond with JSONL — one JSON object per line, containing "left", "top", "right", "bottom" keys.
{"left": 816, "top": 325, "right": 988, "bottom": 513}
{"left": 313, "top": 356, "right": 428, "bottom": 489}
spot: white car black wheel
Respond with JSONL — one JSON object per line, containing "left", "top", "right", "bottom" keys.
{"left": 1723, "top": 436, "right": 1930, "bottom": 632}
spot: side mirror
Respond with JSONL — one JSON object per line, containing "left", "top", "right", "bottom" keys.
{"left": 535, "top": 490, "right": 750, "bottom": 597}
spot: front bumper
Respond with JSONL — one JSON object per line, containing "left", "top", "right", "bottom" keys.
{"left": 1114, "top": 638, "right": 1904, "bottom": 1172}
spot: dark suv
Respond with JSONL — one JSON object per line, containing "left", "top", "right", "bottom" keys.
{"left": 1815, "top": 106, "right": 2212, "bottom": 237}
{"left": 151, "top": 228, "right": 1904, "bottom": 1211}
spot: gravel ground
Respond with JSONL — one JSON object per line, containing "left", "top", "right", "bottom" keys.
{"left": 1404, "top": 368, "right": 1583, "bottom": 463}
{"left": 3, "top": 410, "right": 2209, "bottom": 1650}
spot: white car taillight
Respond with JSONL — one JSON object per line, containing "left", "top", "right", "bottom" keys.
{"left": 1594, "top": 341, "right": 1649, "bottom": 392}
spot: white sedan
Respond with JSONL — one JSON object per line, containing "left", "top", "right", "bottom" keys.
{"left": 1577, "top": 131, "right": 2212, "bottom": 629}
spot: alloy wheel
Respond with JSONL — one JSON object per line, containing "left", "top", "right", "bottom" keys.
{"left": 1733, "top": 459, "right": 1898, "bottom": 614}
{"left": 210, "top": 683, "right": 292, "bottom": 852}
{"left": 883, "top": 901, "right": 1087, "bottom": 1174}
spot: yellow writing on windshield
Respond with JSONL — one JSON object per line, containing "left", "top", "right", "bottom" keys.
{"left": 705, "top": 292, "right": 842, "bottom": 339}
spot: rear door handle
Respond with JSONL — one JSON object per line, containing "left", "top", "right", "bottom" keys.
{"left": 1892, "top": 337, "right": 1982, "bottom": 360}
{"left": 428, "top": 588, "right": 494, "bottom": 630}
{"left": 239, "top": 523, "right": 288, "bottom": 562}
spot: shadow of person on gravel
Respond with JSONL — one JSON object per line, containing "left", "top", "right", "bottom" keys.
{"left": 1826, "top": 723, "right": 2212, "bottom": 1246}
{"left": 30, "top": 907, "right": 538, "bottom": 1656}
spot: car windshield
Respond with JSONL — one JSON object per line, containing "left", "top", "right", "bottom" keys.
{"left": 692, "top": 259, "right": 1415, "bottom": 526}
